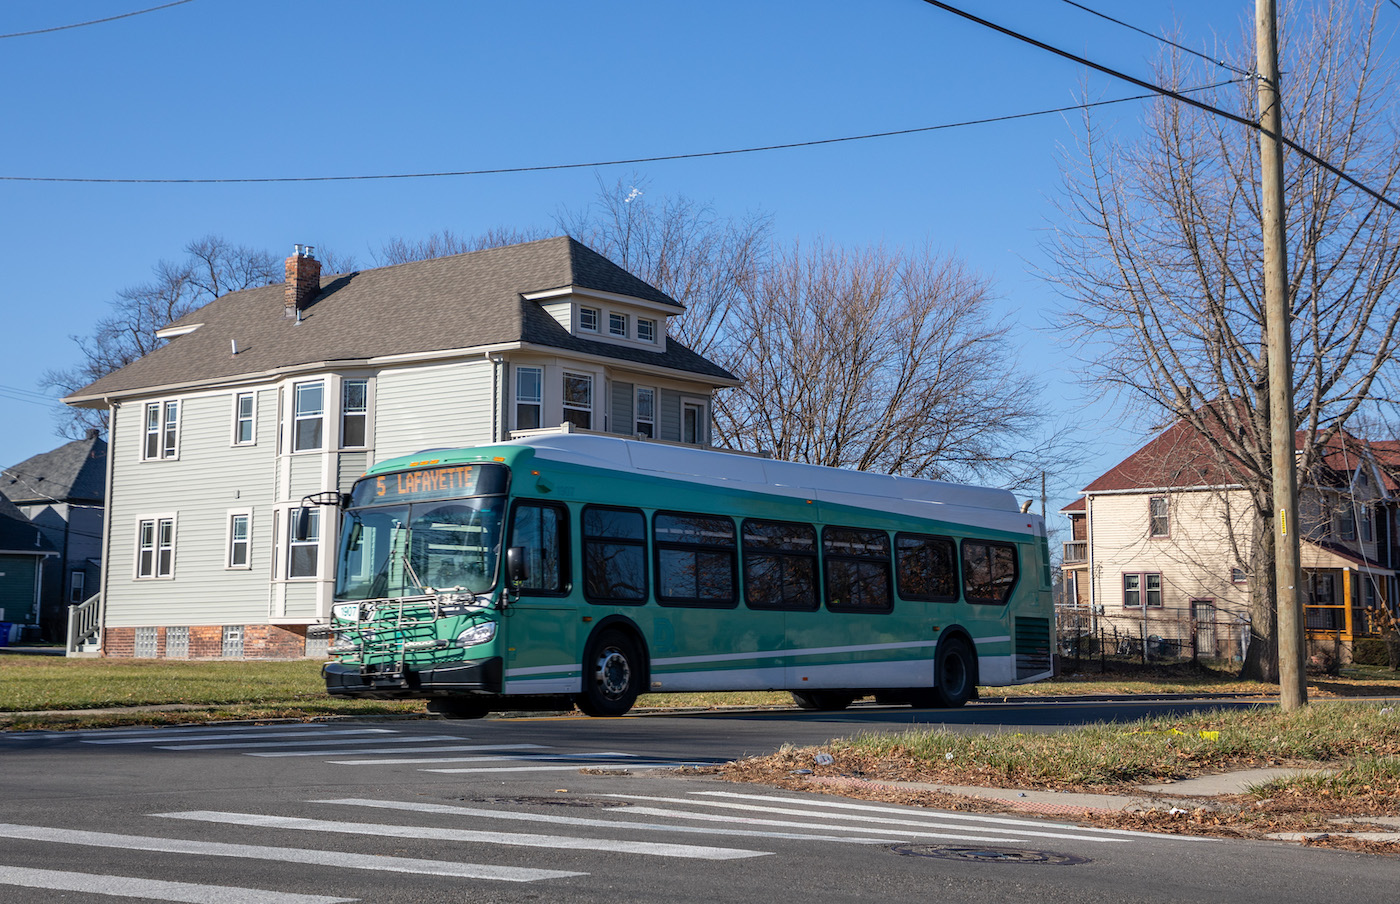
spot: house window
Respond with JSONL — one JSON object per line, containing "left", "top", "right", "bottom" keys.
{"left": 341, "top": 379, "right": 368, "bottom": 448}
{"left": 228, "top": 513, "right": 251, "bottom": 569}
{"left": 222, "top": 625, "right": 244, "bottom": 658}
{"left": 579, "top": 306, "right": 599, "bottom": 332}
{"left": 1338, "top": 506, "right": 1356, "bottom": 541}
{"left": 637, "top": 318, "right": 656, "bottom": 343}
{"left": 635, "top": 387, "right": 655, "bottom": 437}
{"left": 143, "top": 401, "right": 179, "bottom": 460}
{"left": 1360, "top": 506, "right": 1374, "bottom": 543}
{"left": 136, "top": 517, "right": 175, "bottom": 579}
{"left": 134, "top": 627, "right": 158, "bottom": 659}
{"left": 166, "top": 626, "right": 189, "bottom": 659}
{"left": 293, "top": 381, "right": 324, "bottom": 451}
{"left": 234, "top": 393, "right": 255, "bottom": 445}
{"left": 1123, "top": 572, "right": 1163, "bottom": 608}
{"left": 1231, "top": 566, "right": 1248, "bottom": 584}
{"left": 1148, "top": 496, "right": 1169, "bottom": 537}
{"left": 288, "top": 507, "right": 319, "bottom": 578}
{"left": 609, "top": 312, "right": 628, "bottom": 337}
{"left": 69, "top": 570, "right": 86, "bottom": 603}
{"left": 515, "top": 366, "right": 543, "bottom": 430}
{"left": 563, "top": 372, "right": 592, "bottom": 430}
{"left": 682, "top": 400, "right": 705, "bottom": 444}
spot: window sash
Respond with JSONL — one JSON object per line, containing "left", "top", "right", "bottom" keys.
{"left": 234, "top": 393, "right": 255, "bottom": 444}
{"left": 579, "top": 307, "right": 599, "bottom": 332}
{"left": 145, "top": 401, "right": 178, "bottom": 459}
{"left": 137, "top": 517, "right": 175, "bottom": 578}
{"left": 637, "top": 318, "right": 656, "bottom": 342}
{"left": 288, "top": 508, "right": 320, "bottom": 578}
{"left": 1148, "top": 496, "right": 1169, "bottom": 537}
{"left": 341, "top": 379, "right": 368, "bottom": 448}
{"left": 608, "top": 312, "right": 627, "bottom": 336}
{"left": 515, "top": 366, "right": 543, "bottom": 430}
{"left": 293, "top": 382, "right": 324, "bottom": 452}
{"left": 635, "top": 387, "right": 655, "bottom": 437}
{"left": 229, "top": 514, "right": 250, "bottom": 568}
{"left": 563, "top": 372, "right": 592, "bottom": 430}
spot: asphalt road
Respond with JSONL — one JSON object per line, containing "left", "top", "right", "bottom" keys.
{"left": 2, "top": 698, "right": 1397, "bottom": 903}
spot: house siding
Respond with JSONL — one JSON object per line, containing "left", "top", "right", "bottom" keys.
{"left": 374, "top": 360, "right": 494, "bottom": 461}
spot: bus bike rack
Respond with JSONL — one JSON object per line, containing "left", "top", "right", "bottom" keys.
{"left": 329, "top": 592, "right": 482, "bottom": 681}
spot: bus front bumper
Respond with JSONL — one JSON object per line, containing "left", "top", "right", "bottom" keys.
{"left": 323, "top": 657, "right": 503, "bottom": 698}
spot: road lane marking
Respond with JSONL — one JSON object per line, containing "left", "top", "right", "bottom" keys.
{"left": 248, "top": 744, "right": 548, "bottom": 758}
{"left": 313, "top": 798, "right": 912, "bottom": 845}
{"left": 155, "top": 811, "right": 768, "bottom": 860}
{"left": 690, "top": 792, "right": 1195, "bottom": 840}
{"left": 156, "top": 735, "right": 466, "bottom": 751}
{"left": 84, "top": 729, "right": 397, "bottom": 745}
{"left": 0, "top": 823, "right": 580, "bottom": 882}
{"left": 419, "top": 764, "right": 670, "bottom": 774}
{"left": 328, "top": 751, "right": 633, "bottom": 765}
{"left": 0, "top": 864, "right": 356, "bottom": 904}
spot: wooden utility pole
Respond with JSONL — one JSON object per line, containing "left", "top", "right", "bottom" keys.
{"left": 1256, "top": 0, "right": 1307, "bottom": 710}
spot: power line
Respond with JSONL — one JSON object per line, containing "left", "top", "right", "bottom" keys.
{"left": 1057, "top": 0, "right": 1250, "bottom": 75}
{"left": 0, "top": 87, "right": 1239, "bottom": 185}
{"left": 0, "top": 0, "right": 199, "bottom": 40}
{"left": 920, "top": 0, "right": 1400, "bottom": 216}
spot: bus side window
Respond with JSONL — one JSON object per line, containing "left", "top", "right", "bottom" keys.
{"left": 961, "top": 540, "right": 1019, "bottom": 604}
{"left": 654, "top": 512, "right": 737, "bottom": 607}
{"left": 582, "top": 505, "right": 648, "bottom": 604}
{"left": 895, "top": 533, "right": 958, "bottom": 602}
{"left": 742, "top": 519, "right": 818, "bottom": 610}
{"left": 822, "top": 527, "right": 893, "bottom": 613}
{"left": 509, "top": 501, "right": 568, "bottom": 594}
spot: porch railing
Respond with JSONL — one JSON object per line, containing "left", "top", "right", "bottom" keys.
{"left": 66, "top": 593, "right": 101, "bottom": 656}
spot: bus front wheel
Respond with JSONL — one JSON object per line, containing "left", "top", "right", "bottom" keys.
{"left": 577, "top": 630, "right": 643, "bottom": 717}
{"left": 790, "top": 691, "right": 855, "bottom": 711}
{"left": 931, "top": 637, "right": 975, "bottom": 708}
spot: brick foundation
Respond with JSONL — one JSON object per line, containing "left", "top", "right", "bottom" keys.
{"left": 102, "top": 624, "right": 317, "bottom": 659}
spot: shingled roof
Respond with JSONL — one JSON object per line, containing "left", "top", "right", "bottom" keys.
{"left": 2, "top": 433, "right": 107, "bottom": 506}
{"left": 66, "top": 236, "right": 736, "bottom": 403}
{"left": 0, "top": 492, "right": 55, "bottom": 555}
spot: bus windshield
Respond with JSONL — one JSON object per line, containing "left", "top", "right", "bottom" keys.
{"left": 335, "top": 464, "right": 509, "bottom": 601}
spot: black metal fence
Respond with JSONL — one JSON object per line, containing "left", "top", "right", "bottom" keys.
{"left": 1055, "top": 604, "right": 1251, "bottom": 671}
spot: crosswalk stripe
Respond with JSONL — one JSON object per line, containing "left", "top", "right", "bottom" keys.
{"left": 0, "top": 823, "right": 581, "bottom": 882}
{"left": 248, "top": 743, "right": 548, "bottom": 758}
{"left": 0, "top": 864, "right": 356, "bottom": 904}
{"left": 328, "top": 751, "right": 633, "bottom": 766}
{"left": 312, "top": 798, "right": 914, "bottom": 845}
{"left": 420, "top": 764, "right": 669, "bottom": 774}
{"left": 55, "top": 725, "right": 343, "bottom": 739}
{"left": 156, "top": 735, "right": 465, "bottom": 751}
{"left": 691, "top": 791, "right": 1189, "bottom": 840}
{"left": 84, "top": 729, "right": 397, "bottom": 746}
{"left": 155, "top": 811, "right": 768, "bottom": 861}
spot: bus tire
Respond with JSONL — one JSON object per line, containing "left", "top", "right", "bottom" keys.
{"left": 790, "top": 691, "right": 855, "bottom": 711}
{"left": 426, "top": 697, "right": 491, "bottom": 719}
{"left": 577, "top": 629, "right": 643, "bottom": 717}
{"left": 931, "top": 637, "right": 975, "bottom": 708}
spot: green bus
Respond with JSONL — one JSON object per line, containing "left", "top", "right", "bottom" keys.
{"left": 319, "top": 433, "right": 1053, "bottom": 717}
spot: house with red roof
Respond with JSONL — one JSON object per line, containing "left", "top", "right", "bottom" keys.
{"left": 1061, "top": 417, "right": 1398, "bottom": 661}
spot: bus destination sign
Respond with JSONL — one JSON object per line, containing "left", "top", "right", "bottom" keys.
{"left": 352, "top": 463, "right": 507, "bottom": 506}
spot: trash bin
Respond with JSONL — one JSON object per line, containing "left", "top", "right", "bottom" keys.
{"left": 0, "top": 623, "right": 11, "bottom": 648}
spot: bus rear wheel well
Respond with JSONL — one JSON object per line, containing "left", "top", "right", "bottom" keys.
{"left": 576, "top": 618, "right": 650, "bottom": 717}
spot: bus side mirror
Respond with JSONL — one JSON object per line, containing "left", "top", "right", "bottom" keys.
{"left": 506, "top": 547, "right": 529, "bottom": 586}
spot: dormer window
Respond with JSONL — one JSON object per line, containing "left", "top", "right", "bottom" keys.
{"left": 637, "top": 318, "right": 656, "bottom": 343}
{"left": 609, "top": 312, "right": 628, "bottom": 337}
{"left": 579, "top": 307, "right": 599, "bottom": 332}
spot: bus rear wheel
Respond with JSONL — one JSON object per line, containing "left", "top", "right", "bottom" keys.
{"left": 790, "top": 691, "right": 855, "bottom": 711}
{"left": 931, "top": 637, "right": 975, "bottom": 708}
{"left": 426, "top": 697, "right": 491, "bottom": 719}
{"left": 577, "top": 630, "right": 643, "bottom": 717}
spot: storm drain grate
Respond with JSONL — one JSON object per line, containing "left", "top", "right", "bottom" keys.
{"left": 459, "top": 796, "right": 630, "bottom": 809}
{"left": 891, "top": 844, "right": 1089, "bottom": 866}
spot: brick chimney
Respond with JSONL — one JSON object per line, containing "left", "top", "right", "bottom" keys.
{"left": 284, "top": 244, "right": 321, "bottom": 318}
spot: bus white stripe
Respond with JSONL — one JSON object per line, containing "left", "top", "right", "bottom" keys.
{"left": 0, "top": 823, "right": 582, "bottom": 881}
{"left": 155, "top": 811, "right": 768, "bottom": 860}
{"left": 0, "top": 865, "right": 356, "bottom": 904}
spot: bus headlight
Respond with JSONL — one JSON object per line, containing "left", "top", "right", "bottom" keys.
{"left": 456, "top": 622, "right": 497, "bottom": 648}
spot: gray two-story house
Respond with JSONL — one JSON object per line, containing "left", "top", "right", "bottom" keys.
{"left": 64, "top": 236, "right": 738, "bottom": 659}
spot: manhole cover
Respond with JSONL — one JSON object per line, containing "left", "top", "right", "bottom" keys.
{"left": 460, "top": 796, "right": 629, "bottom": 809}
{"left": 891, "top": 844, "right": 1089, "bottom": 865}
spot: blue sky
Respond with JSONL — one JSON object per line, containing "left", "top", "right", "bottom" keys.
{"left": 0, "top": 1, "right": 1292, "bottom": 514}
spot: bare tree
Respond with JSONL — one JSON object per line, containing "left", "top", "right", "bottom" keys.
{"left": 716, "top": 239, "right": 1044, "bottom": 485}
{"left": 42, "top": 236, "right": 283, "bottom": 437}
{"left": 1046, "top": 0, "right": 1400, "bottom": 680}
{"left": 560, "top": 174, "right": 772, "bottom": 358}
{"left": 374, "top": 227, "right": 549, "bottom": 267}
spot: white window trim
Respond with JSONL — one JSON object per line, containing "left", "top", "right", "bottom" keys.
{"left": 636, "top": 317, "right": 657, "bottom": 343}
{"left": 134, "top": 513, "right": 177, "bottom": 580}
{"left": 563, "top": 371, "right": 594, "bottom": 429}
{"left": 578, "top": 306, "right": 600, "bottom": 333}
{"left": 292, "top": 380, "right": 326, "bottom": 453}
{"left": 340, "top": 377, "right": 371, "bottom": 450}
{"left": 226, "top": 509, "right": 253, "bottom": 570}
{"left": 142, "top": 400, "right": 180, "bottom": 461}
{"left": 681, "top": 398, "right": 707, "bottom": 445}
{"left": 232, "top": 391, "right": 257, "bottom": 446}
{"left": 514, "top": 365, "right": 544, "bottom": 431}
{"left": 287, "top": 507, "right": 321, "bottom": 580}
{"left": 634, "top": 386, "right": 656, "bottom": 437}
{"left": 69, "top": 570, "right": 86, "bottom": 603}
{"left": 608, "top": 311, "right": 628, "bottom": 337}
